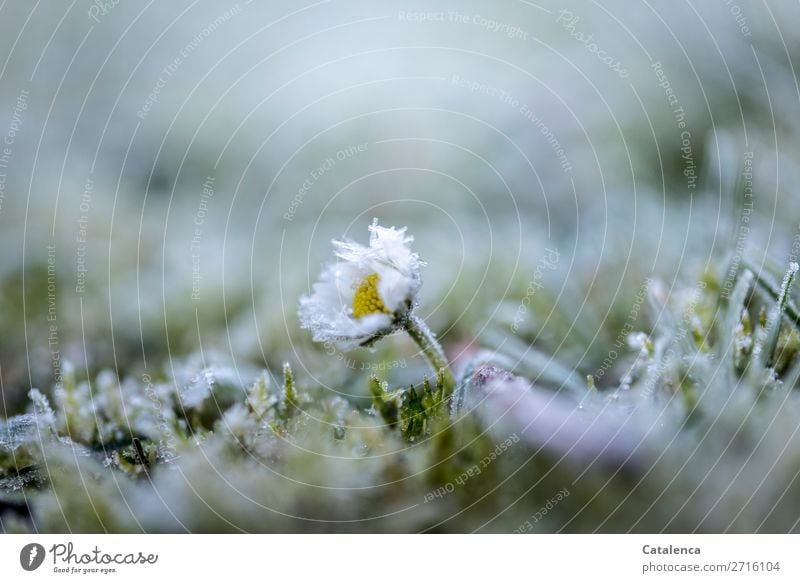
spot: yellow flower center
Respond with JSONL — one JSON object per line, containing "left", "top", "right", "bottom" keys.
{"left": 352, "top": 273, "right": 391, "bottom": 319}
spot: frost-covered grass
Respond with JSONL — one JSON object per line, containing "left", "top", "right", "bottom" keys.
{"left": 4, "top": 250, "right": 800, "bottom": 533}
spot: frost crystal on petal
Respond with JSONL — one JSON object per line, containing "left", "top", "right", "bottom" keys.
{"left": 298, "top": 219, "right": 423, "bottom": 350}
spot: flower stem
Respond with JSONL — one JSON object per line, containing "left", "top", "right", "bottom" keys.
{"left": 402, "top": 314, "right": 456, "bottom": 398}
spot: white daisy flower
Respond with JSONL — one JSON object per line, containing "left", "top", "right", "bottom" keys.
{"left": 299, "top": 219, "right": 456, "bottom": 397}
{"left": 299, "top": 219, "right": 423, "bottom": 350}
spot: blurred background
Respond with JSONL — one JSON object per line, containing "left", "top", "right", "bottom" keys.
{"left": 0, "top": 0, "right": 798, "bottom": 413}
